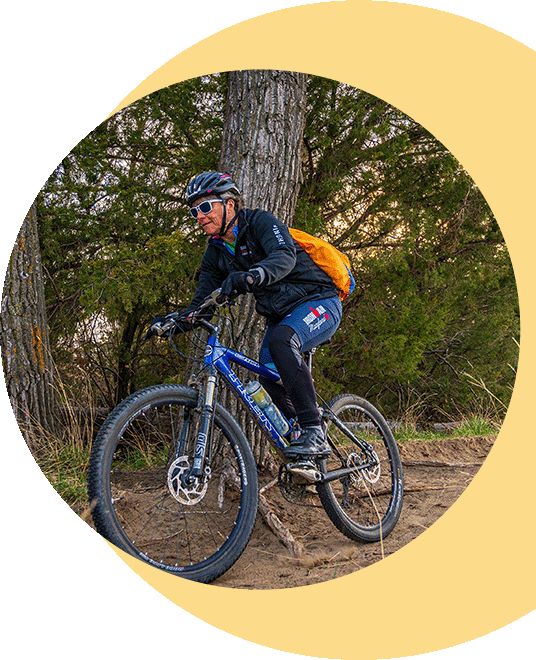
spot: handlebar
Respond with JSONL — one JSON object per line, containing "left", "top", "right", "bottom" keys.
{"left": 197, "top": 288, "right": 226, "bottom": 311}
{"left": 145, "top": 288, "right": 231, "bottom": 340}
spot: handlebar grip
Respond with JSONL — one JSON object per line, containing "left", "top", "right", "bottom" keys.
{"left": 145, "top": 319, "right": 174, "bottom": 340}
{"left": 144, "top": 289, "right": 227, "bottom": 342}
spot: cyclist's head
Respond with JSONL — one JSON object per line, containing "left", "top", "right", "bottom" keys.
{"left": 186, "top": 172, "right": 242, "bottom": 236}
{"left": 186, "top": 172, "right": 242, "bottom": 209}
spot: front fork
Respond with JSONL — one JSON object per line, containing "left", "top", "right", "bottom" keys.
{"left": 190, "top": 370, "right": 218, "bottom": 478}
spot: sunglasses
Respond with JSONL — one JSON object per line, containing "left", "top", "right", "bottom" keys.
{"left": 189, "top": 199, "right": 222, "bottom": 219}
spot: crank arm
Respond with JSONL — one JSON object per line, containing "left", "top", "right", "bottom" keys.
{"left": 287, "top": 461, "right": 323, "bottom": 483}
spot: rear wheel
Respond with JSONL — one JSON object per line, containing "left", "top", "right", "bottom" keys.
{"left": 317, "top": 394, "right": 403, "bottom": 543}
{"left": 88, "top": 384, "right": 258, "bottom": 583}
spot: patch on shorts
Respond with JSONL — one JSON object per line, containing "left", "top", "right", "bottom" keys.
{"left": 303, "top": 305, "right": 330, "bottom": 332}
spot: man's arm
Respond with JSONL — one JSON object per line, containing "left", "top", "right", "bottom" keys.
{"left": 248, "top": 211, "right": 297, "bottom": 286}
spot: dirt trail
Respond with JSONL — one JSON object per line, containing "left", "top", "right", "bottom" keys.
{"left": 211, "top": 436, "right": 494, "bottom": 589}
{"left": 78, "top": 435, "right": 494, "bottom": 589}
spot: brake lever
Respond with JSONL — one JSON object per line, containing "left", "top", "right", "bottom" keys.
{"left": 143, "top": 318, "right": 174, "bottom": 340}
{"left": 198, "top": 288, "right": 226, "bottom": 310}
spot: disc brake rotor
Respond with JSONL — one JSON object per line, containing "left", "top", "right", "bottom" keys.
{"left": 167, "top": 456, "right": 208, "bottom": 505}
{"left": 347, "top": 448, "right": 381, "bottom": 484}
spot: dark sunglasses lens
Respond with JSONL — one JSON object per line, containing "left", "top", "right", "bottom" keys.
{"left": 199, "top": 201, "right": 213, "bottom": 214}
{"left": 189, "top": 207, "right": 198, "bottom": 218}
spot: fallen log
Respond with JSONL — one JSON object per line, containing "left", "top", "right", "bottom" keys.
{"left": 402, "top": 460, "right": 484, "bottom": 468}
{"left": 258, "top": 492, "right": 305, "bottom": 558}
{"left": 404, "top": 485, "right": 463, "bottom": 493}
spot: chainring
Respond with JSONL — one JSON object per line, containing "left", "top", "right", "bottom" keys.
{"left": 277, "top": 464, "right": 321, "bottom": 508}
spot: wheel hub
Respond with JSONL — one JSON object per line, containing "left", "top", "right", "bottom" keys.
{"left": 347, "top": 448, "right": 381, "bottom": 484}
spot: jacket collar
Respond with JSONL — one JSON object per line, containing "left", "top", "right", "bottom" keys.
{"left": 209, "top": 209, "right": 250, "bottom": 246}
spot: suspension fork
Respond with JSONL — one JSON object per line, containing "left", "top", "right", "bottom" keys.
{"left": 175, "top": 406, "right": 193, "bottom": 459}
{"left": 190, "top": 368, "right": 218, "bottom": 478}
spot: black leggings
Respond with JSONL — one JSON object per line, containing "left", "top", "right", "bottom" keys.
{"left": 259, "top": 325, "right": 321, "bottom": 428}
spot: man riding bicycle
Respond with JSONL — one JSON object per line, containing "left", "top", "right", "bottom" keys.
{"left": 153, "top": 171, "right": 342, "bottom": 459}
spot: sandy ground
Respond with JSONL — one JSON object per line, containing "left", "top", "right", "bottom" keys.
{"left": 209, "top": 435, "right": 495, "bottom": 589}
{"left": 77, "top": 435, "right": 494, "bottom": 589}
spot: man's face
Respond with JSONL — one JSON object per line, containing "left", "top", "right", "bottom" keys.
{"left": 193, "top": 197, "right": 225, "bottom": 236}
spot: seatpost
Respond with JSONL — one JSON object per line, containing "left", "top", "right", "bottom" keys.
{"left": 305, "top": 347, "right": 316, "bottom": 371}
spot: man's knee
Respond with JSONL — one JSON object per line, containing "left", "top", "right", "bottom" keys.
{"left": 268, "top": 325, "right": 302, "bottom": 365}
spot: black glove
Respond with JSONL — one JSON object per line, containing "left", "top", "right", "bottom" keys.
{"left": 219, "top": 270, "right": 261, "bottom": 300}
{"left": 145, "top": 315, "right": 168, "bottom": 339}
{"left": 146, "top": 311, "right": 193, "bottom": 338}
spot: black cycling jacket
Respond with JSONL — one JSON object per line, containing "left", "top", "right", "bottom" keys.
{"left": 186, "top": 208, "right": 338, "bottom": 324}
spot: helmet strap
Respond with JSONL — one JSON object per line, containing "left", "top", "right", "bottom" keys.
{"left": 219, "top": 197, "right": 227, "bottom": 235}
{"left": 219, "top": 198, "right": 238, "bottom": 237}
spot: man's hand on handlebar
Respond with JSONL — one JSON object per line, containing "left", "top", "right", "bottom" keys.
{"left": 218, "top": 270, "right": 261, "bottom": 302}
{"left": 145, "top": 311, "right": 195, "bottom": 340}
{"left": 144, "top": 289, "right": 234, "bottom": 340}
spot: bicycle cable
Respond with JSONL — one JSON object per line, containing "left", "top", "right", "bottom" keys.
{"left": 166, "top": 305, "right": 237, "bottom": 364}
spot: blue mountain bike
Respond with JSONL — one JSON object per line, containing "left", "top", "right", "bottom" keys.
{"left": 88, "top": 289, "right": 404, "bottom": 583}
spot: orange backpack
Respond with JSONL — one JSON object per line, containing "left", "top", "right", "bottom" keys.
{"left": 289, "top": 228, "right": 355, "bottom": 301}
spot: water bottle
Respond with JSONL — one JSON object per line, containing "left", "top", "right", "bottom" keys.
{"left": 245, "top": 381, "right": 290, "bottom": 436}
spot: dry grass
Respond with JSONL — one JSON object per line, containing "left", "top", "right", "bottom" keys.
{"left": 296, "top": 546, "right": 361, "bottom": 569}
{"left": 25, "top": 368, "right": 99, "bottom": 508}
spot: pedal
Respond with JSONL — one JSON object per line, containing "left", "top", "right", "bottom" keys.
{"left": 286, "top": 461, "right": 323, "bottom": 483}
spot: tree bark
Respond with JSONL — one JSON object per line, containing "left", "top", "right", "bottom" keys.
{"left": 220, "top": 70, "right": 306, "bottom": 223}
{"left": 218, "top": 70, "right": 307, "bottom": 466}
{"left": 1, "top": 202, "right": 56, "bottom": 448}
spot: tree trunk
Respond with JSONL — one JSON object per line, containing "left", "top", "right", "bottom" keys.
{"left": 1, "top": 202, "right": 56, "bottom": 448}
{"left": 220, "top": 70, "right": 306, "bottom": 222}
{"left": 219, "top": 70, "right": 307, "bottom": 466}
{"left": 115, "top": 311, "right": 141, "bottom": 405}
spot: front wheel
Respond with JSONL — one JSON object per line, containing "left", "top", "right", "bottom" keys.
{"left": 87, "top": 384, "right": 258, "bottom": 583}
{"left": 317, "top": 394, "right": 403, "bottom": 543}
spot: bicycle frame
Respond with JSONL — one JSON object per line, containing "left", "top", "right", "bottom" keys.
{"left": 195, "top": 333, "right": 377, "bottom": 486}
{"left": 203, "top": 333, "right": 290, "bottom": 451}
{"left": 182, "top": 292, "right": 377, "bottom": 485}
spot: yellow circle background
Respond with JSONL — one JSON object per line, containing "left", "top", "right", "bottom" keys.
{"left": 97, "top": 2, "right": 534, "bottom": 658}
